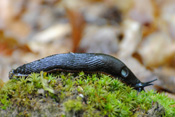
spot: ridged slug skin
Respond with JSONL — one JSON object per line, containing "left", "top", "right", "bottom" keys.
{"left": 9, "top": 53, "right": 156, "bottom": 91}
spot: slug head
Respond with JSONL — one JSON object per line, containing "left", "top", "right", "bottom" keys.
{"left": 119, "top": 66, "right": 157, "bottom": 92}
{"left": 134, "top": 79, "right": 157, "bottom": 92}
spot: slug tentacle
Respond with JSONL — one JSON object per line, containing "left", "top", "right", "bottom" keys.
{"left": 142, "top": 79, "right": 157, "bottom": 87}
{"left": 9, "top": 53, "right": 157, "bottom": 92}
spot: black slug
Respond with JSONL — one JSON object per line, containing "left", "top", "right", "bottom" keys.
{"left": 9, "top": 53, "right": 156, "bottom": 92}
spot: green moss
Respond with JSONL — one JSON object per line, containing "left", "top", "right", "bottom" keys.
{"left": 64, "top": 99, "right": 83, "bottom": 111}
{"left": 0, "top": 72, "right": 175, "bottom": 116}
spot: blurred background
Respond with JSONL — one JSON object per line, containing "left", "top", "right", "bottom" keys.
{"left": 0, "top": 0, "right": 175, "bottom": 99}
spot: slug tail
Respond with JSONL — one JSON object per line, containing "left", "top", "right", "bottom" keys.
{"left": 9, "top": 69, "right": 14, "bottom": 79}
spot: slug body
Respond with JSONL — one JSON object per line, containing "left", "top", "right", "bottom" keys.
{"left": 9, "top": 53, "right": 156, "bottom": 91}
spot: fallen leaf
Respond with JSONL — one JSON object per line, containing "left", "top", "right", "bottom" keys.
{"left": 30, "top": 23, "right": 71, "bottom": 43}
{"left": 138, "top": 32, "right": 175, "bottom": 67}
{"left": 79, "top": 26, "right": 119, "bottom": 54}
{"left": 154, "top": 67, "right": 175, "bottom": 93}
{"left": 129, "top": 0, "right": 154, "bottom": 24}
{"left": 65, "top": 6, "right": 85, "bottom": 52}
{"left": 0, "top": 30, "right": 31, "bottom": 56}
{"left": 118, "top": 19, "right": 142, "bottom": 58}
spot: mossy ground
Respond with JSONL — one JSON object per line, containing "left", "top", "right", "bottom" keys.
{"left": 0, "top": 72, "right": 175, "bottom": 117}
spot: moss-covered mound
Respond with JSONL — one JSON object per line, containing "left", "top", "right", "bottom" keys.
{"left": 0, "top": 72, "right": 175, "bottom": 116}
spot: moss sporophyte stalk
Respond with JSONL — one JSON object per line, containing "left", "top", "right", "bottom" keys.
{"left": 0, "top": 72, "right": 175, "bottom": 116}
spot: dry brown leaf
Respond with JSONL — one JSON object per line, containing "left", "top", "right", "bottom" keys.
{"left": 102, "top": 6, "right": 122, "bottom": 24}
{"left": 154, "top": 67, "right": 175, "bottom": 93}
{"left": 159, "top": 0, "right": 175, "bottom": 39}
{"left": 0, "top": 30, "right": 31, "bottom": 56}
{"left": 142, "top": 0, "right": 160, "bottom": 37}
{"left": 7, "top": 20, "right": 31, "bottom": 39}
{"left": 0, "top": 0, "right": 13, "bottom": 28}
{"left": 142, "top": 22, "right": 158, "bottom": 37}
{"left": 129, "top": 0, "right": 154, "bottom": 24}
{"left": 0, "top": 0, "right": 31, "bottom": 39}
{"left": 66, "top": 7, "right": 85, "bottom": 52}
{"left": 111, "top": 0, "right": 134, "bottom": 13}
{"left": 118, "top": 19, "right": 142, "bottom": 58}
{"left": 128, "top": 0, "right": 160, "bottom": 37}
{"left": 138, "top": 32, "right": 175, "bottom": 67}
{"left": 79, "top": 26, "right": 119, "bottom": 54}
{"left": 30, "top": 24, "right": 71, "bottom": 43}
